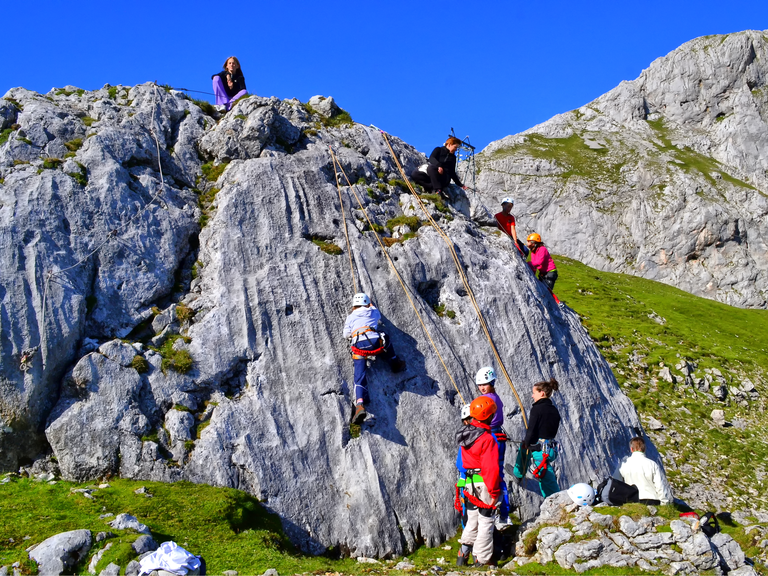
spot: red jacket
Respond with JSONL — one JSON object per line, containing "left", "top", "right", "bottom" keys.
{"left": 458, "top": 421, "right": 501, "bottom": 500}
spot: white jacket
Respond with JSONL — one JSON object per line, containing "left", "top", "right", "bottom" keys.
{"left": 612, "top": 451, "right": 672, "bottom": 504}
{"left": 343, "top": 305, "right": 382, "bottom": 344}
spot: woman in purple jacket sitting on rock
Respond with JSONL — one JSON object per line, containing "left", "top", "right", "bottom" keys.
{"left": 211, "top": 56, "right": 247, "bottom": 112}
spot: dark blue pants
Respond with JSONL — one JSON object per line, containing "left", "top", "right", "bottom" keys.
{"left": 353, "top": 337, "right": 398, "bottom": 404}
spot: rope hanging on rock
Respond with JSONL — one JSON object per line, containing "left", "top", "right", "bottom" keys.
{"left": 329, "top": 146, "right": 358, "bottom": 294}
{"left": 378, "top": 130, "right": 528, "bottom": 428}
{"left": 327, "top": 146, "right": 466, "bottom": 406}
{"left": 38, "top": 82, "right": 170, "bottom": 369}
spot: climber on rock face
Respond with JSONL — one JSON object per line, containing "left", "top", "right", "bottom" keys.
{"left": 456, "top": 396, "right": 502, "bottom": 567}
{"left": 526, "top": 233, "right": 558, "bottom": 292}
{"left": 475, "top": 367, "right": 511, "bottom": 530}
{"left": 410, "top": 136, "right": 468, "bottom": 198}
{"left": 342, "top": 292, "right": 406, "bottom": 425}
{"left": 495, "top": 198, "right": 528, "bottom": 257}
{"left": 612, "top": 437, "right": 672, "bottom": 505}
{"left": 511, "top": 378, "right": 561, "bottom": 498}
{"left": 455, "top": 404, "right": 473, "bottom": 529}
{"left": 211, "top": 56, "right": 247, "bottom": 112}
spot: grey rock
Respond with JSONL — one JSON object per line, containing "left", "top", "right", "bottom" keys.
{"left": 29, "top": 529, "right": 92, "bottom": 576}
{"left": 221, "top": 571, "right": 238, "bottom": 576}
{"left": 680, "top": 532, "right": 719, "bottom": 570}
{"left": 659, "top": 367, "right": 676, "bottom": 384}
{"left": 98, "top": 340, "right": 138, "bottom": 367}
{"left": 98, "top": 564, "right": 120, "bottom": 576}
{"left": 711, "top": 409, "right": 727, "bottom": 426}
{"left": 713, "top": 384, "right": 728, "bottom": 401}
{"left": 537, "top": 527, "right": 572, "bottom": 563}
{"left": 572, "top": 521, "right": 595, "bottom": 536}
{"left": 632, "top": 532, "right": 674, "bottom": 550}
{"left": 711, "top": 532, "right": 746, "bottom": 570}
{"left": 475, "top": 30, "right": 768, "bottom": 309}
{"left": 394, "top": 561, "right": 414, "bottom": 570}
{"left": 619, "top": 515, "right": 647, "bottom": 537}
{"left": 308, "top": 95, "right": 341, "bottom": 118}
{"left": 95, "top": 532, "right": 114, "bottom": 543}
{"left": 588, "top": 512, "right": 615, "bottom": 528}
{"left": 125, "top": 561, "right": 141, "bottom": 576}
{"left": 666, "top": 561, "right": 697, "bottom": 575}
{"left": 131, "top": 535, "right": 158, "bottom": 555}
{"left": 108, "top": 513, "right": 150, "bottom": 535}
{"left": 261, "top": 570, "right": 278, "bottom": 576}
{"left": 670, "top": 519, "right": 693, "bottom": 543}
{"left": 729, "top": 566, "right": 759, "bottom": 576}
{"left": 7, "top": 83, "right": 652, "bottom": 557}
{"left": 0, "top": 566, "right": 7, "bottom": 576}
{"left": 554, "top": 539, "right": 603, "bottom": 569}
{"left": 646, "top": 416, "right": 665, "bottom": 431}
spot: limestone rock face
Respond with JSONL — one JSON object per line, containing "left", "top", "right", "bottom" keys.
{"left": 3, "top": 85, "right": 649, "bottom": 557}
{"left": 475, "top": 30, "right": 768, "bottom": 308}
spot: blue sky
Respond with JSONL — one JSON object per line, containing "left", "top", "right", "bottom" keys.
{"left": 3, "top": 0, "right": 766, "bottom": 153}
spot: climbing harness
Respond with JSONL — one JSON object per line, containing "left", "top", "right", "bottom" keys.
{"left": 327, "top": 146, "right": 468, "bottom": 405}
{"left": 38, "top": 82, "right": 170, "bottom": 369}
{"left": 461, "top": 469, "right": 496, "bottom": 510}
{"left": 529, "top": 439, "right": 559, "bottom": 480}
{"left": 377, "top": 129, "right": 528, "bottom": 427}
{"left": 19, "top": 348, "right": 37, "bottom": 372}
{"left": 349, "top": 327, "right": 386, "bottom": 359}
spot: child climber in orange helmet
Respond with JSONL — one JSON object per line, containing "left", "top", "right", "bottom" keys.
{"left": 455, "top": 396, "right": 502, "bottom": 567}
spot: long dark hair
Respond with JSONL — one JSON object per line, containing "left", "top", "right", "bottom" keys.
{"left": 533, "top": 378, "right": 559, "bottom": 398}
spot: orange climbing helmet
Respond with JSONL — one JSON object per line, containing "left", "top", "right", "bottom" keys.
{"left": 527, "top": 233, "right": 542, "bottom": 243}
{"left": 469, "top": 396, "right": 497, "bottom": 422}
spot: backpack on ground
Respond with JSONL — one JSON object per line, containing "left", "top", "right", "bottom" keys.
{"left": 595, "top": 477, "right": 639, "bottom": 506}
{"left": 699, "top": 512, "right": 720, "bottom": 537}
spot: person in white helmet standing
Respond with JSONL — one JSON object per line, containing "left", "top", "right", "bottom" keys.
{"left": 475, "top": 367, "right": 512, "bottom": 529}
{"left": 343, "top": 293, "right": 406, "bottom": 425}
{"left": 494, "top": 197, "right": 528, "bottom": 257}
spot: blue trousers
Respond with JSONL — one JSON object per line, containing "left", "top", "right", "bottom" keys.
{"left": 353, "top": 337, "right": 398, "bottom": 404}
{"left": 513, "top": 444, "right": 559, "bottom": 498}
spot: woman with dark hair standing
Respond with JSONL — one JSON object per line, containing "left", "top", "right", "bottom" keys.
{"left": 511, "top": 379, "right": 561, "bottom": 497}
{"left": 410, "top": 136, "right": 468, "bottom": 197}
{"left": 211, "top": 56, "right": 247, "bottom": 112}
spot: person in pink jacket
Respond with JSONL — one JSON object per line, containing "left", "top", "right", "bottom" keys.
{"left": 526, "top": 233, "right": 558, "bottom": 291}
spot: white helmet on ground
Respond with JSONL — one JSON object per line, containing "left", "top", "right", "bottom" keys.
{"left": 475, "top": 366, "right": 496, "bottom": 385}
{"left": 461, "top": 404, "right": 471, "bottom": 420}
{"left": 501, "top": 197, "right": 514, "bottom": 205}
{"left": 567, "top": 483, "right": 596, "bottom": 506}
{"left": 352, "top": 293, "right": 371, "bottom": 307}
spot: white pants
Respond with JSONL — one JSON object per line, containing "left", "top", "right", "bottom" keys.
{"left": 458, "top": 482, "right": 495, "bottom": 564}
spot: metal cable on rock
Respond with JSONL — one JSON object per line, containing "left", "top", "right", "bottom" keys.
{"left": 329, "top": 146, "right": 358, "bottom": 294}
{"left": 327, "top": 147, "right": 465, "bottom": 406}
{"left": 37, "top": 82, "right": 169, "bottom": 368}
{"left": 379, "top": 131, "right": 528, "bottom": 427}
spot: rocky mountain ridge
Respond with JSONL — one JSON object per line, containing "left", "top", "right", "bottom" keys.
{"left": 473, "top": 29, "right": 768, "bottom": 309}
{"left": 1, "top": 84, "right": 647, "bottom": 556}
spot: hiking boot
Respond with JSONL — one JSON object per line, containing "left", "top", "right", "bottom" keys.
{"left": 352, "top": 404, "right": 367, "bottom": 425}
{"left": 390, "top": 358, "right": 406, "bottom": 373}
{"left": 456, "top": 546, "right": 472, "bottom": 566}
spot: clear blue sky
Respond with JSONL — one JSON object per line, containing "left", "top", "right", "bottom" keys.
{"left": 3, "top": 0, "right": 766, "bottom": 153}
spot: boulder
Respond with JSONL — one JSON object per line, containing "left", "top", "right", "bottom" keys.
{"left": 29, "top": 530, "right": 92, "bottom": 576}
{"left": 711, "top": 532, "right": 746, "bottom": 570}
{"left": 108, "top": 513, "right": 150, "bottom": 535}
{"left": 131, "top": 535, "right": 158, "bottom": 555}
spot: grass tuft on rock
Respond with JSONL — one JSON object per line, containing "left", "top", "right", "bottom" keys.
{"left": 130, "top": 355, "right": 149, "bottom": 374}
{"left": 201, "top": 161, "right": 229, "bottom": 182}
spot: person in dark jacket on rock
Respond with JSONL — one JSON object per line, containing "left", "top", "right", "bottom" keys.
{"left": 456, "top": 396, "right": 501, "bottom": 567}
{"left": 511, "top": 378, "right": 561, "bottom": 497}
{"left": 211, "top": 56, "right": 247, "bottom": 112}
{"left": 410, "top": 136, "right": 468, "bottom": 197}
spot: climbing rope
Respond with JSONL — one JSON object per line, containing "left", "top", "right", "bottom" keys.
{"left": 329, "top": 146, "right": 358, "bottom": 294}
{"left": 37, "top": 82, "right": 170, "bottom": 369}
{"left": 327, "top": 147, "right": 466, "bottom": 406}
{"left": 378, "top": 130, "right": 528, "bottom": 427}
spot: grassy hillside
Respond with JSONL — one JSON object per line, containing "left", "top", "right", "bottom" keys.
{"left": 555, "top": 255, "right": 768, "bottom": 509}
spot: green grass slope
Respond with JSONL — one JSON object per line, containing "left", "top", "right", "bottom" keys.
{"left": 555, "top": 255, "right": 768, "bottom": 509}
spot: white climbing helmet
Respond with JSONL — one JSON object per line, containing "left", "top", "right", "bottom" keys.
{"left": 501, "top": 197, "right": 514, "bottom": 205}
{"left": 475, "top": 366, "right": 496, "bottom": 385}
{"left": 567, "top": 483, "right": 596, "bottom": 506}
{"left": 461, "top": 404, "right": 472, "bottom": 420}
{"left": 352, "top": 293, "right": 371, "bottom": 307}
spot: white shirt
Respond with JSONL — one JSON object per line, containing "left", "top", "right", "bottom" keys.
{"left": 343, "top": 305, "right": 382, "bottom": 344}
{"left": 613, "top": 451, "right": 673, "bottom": 504}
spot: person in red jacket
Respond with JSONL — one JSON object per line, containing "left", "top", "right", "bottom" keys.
{"left": 494, "top": 197, "right": 528, "bottom": 257}
{"left": 526, "top": 232, "right": 558, "bottom": 291}
{"left": 455, "top": 396, "right": 501, "bottom": 566}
